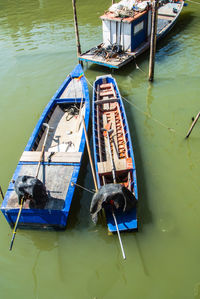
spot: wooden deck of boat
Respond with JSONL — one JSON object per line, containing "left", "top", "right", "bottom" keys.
{"left": 79, "top": 49, "right": 134, "bottom": 69}
{"left": 5, "top": 77, "right": 85, "bottom": 211}
{"left": 60, "top": 78, "right": 83, "bottom": 98}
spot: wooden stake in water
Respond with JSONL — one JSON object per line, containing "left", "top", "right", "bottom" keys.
{"left": 72, "top": 0, "right": 82, "bottom": 58}
{"left": 185, "top": 112, "right": 200, "bottom": 139}
{"left": 149, "top": 0, "right": 159, "bottom": 82}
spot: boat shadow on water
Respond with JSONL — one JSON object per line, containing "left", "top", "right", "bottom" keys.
{"left": 66, "top": 119, "right": 94, "bottom": 230}
{"left": 122, "top": 96, "right": 153, "bottom": 232}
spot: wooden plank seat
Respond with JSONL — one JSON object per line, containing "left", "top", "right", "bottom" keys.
{"left": 20, "top": 151, "right": 82, "bottom": 163}
{"left": 100, "top": 83, "right": 112, "bottom": 89}
{"left": 100, "top": 90, "right": 114, "bottom": 97}
{"left": 97, "top": 158, "right": 133, "bottom": 175}
{"left": 95, "top": 98, "right": 119, "bottom": 105}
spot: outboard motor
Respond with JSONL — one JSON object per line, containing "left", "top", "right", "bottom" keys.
{"left": 90, "top": 183, "right": 137, "bottom": 224}
{"left": 14, "top": 175, "right": 48, "bottom": 209}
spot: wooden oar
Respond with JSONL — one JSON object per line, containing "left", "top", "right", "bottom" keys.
{"left": 9, "top": 198, "right": 24, "bottom": 251}
{"left": 9, "top": 122, "right": 52, "bottom": 251}
{"left": 82, "top": 116, "right": 98, "bottom": 191}
{"left": 102, "top": 128, "right": 116, "bottom": 184}
{"left": 102, "top": 127, "right": 126, "bottom": 260}
{"left": 112, "top": 208, "right": 126, "bottom": 260}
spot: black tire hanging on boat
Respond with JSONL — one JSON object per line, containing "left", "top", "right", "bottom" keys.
{"left": 14, "top": 175, "right": 48, "bottom": 209}
{"left": 90, "top": 183, "right": 137, "bottom": 224}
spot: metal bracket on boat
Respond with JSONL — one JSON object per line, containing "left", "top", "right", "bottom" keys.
{"left": 48, "top": 152, "right": 55, "bottom": 165}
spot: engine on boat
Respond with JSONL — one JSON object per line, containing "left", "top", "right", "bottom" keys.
{"left": 90, "top": 183, "right": 137, "bottom": 224}
{"left": 14, "top": 175, "right": 48, "bottom": 209}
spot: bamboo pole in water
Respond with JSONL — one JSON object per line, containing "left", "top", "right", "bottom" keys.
{"left": 185, "top": 112, "right": 200, "bottom": 139}
{"left": 0, "top": 185, "right": 4, "bottom": 200}
{"left": 148, "top": 0, "right": 159, "bottom": 82}
{"left": 72, "top": 0, "right": 81, "bottom": 58}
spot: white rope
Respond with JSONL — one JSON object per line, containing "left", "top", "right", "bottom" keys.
{"left": 187, "top": 0, "right": 200, "bottom": 4}
{"left": 71, "top": 182, "right": 95, "bottom": 194}
{"left": 133, "top": 56, "right": 147, "bottom": 75}
{"left": 121, "top": 95, "right": 176, "bottom": 133}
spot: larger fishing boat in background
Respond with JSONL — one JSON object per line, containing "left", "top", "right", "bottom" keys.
{"left": 1, "top": 64, "right": 90, "bottom": 230}
{"left": 79, "top": 0, "right": 184, "bottom": 69}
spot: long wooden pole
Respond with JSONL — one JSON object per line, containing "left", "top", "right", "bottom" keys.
{"left": 82, "top": 116, "right": 98, "bottom": 192}
{"left": 148, "top": 0, "right": 159, "bottom": 82}
{"left": 104, "top": 128, "right": 126, "bottom": 260}
{"left": 106, "top": 130, "right": 117, "bottom": 184}
{"left": 35, "top": 124, "right": 50, "bottom": 179}
{"left": 72, "top": 0, "right": 81, "bottom": 57}
{"left": 185, "top": 112, "right": 200, "bottom": 139}
{"left": 9, "top": 198, "right": 24, "bottom": 251}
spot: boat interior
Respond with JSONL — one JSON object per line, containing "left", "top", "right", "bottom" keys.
{"left": 94, "top": 77, "right": 134, "bottom": 191}
{"left": 6, "top": 77, "right": 86, "bottom": 211}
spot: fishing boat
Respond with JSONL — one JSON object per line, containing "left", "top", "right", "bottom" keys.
{"left": 1, "top": 64, "right": 90, "bottom": 230}
{"left": 90, "top": 75, "right": 138, "bottom": 232}
{"left": 79, "top": 0, "right": 185, "bottom": 69}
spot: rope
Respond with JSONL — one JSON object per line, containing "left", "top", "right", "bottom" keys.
{"left": 121, "top": 95, "right": 176, "bottom": 133}
{"left": 133, "top": 56, "right": 147, "bottom": 75}
{"left": 85, "top": 76, "right": 178, "bottom": 134}
{"left": 187, "top": 0, "right": 200, "bottom": 4}
{"left": 71, "top": 182, "right": 95, "bottom": 194}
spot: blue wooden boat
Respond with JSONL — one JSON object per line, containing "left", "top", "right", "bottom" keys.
{"left": 91, "top": 75, "right": 138, "bottom": 232}
{"left": 1, "top": 64, "right": 90, "bottom": 229}
{"left": 79, "top": 0, "right": 184, "bottom": 69}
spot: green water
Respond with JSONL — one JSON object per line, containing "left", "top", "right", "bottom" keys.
{"left": 0, "top": 0, "right": 200, "bottom": 298}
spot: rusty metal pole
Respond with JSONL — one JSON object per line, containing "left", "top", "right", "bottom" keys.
{"left": 148, "top": 0, "right": 159, "bottom": 82}
{"left": 72, "top": 0, "right": 82, "bottom": 59}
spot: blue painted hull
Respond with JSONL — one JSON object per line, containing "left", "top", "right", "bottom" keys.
{"left": 92, "top": 75, "right": 138, "bottom": 232}
{"left": 1, "top": 64, "right": 90, "bottom": 230}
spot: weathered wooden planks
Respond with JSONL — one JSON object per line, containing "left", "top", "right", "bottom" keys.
{"left": 6, "top": 164, "right": 75, "bottom": 209}
{"left": 20, "top": 151, "right": 82, "bottom": 163}
{"left": 97, "top": 158, "right": 132, "bottom": 175}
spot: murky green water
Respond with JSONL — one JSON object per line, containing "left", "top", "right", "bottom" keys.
{"left": 0, "top": 0, "right": 200, "bottom": 298}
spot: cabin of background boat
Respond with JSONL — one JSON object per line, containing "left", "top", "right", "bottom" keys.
{"left": 101, "top": 1, "right": 152, "bottom": 52}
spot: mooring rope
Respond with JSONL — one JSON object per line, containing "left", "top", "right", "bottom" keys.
{"left": 120, "top": 94, "right": 176, "bottom": 133}
{"left": 71, "top": 182, "right": 95, "bottom": 194}
{"left": 187, "top": 0, "right": 200, "bottom": 4}
{"left": 133, "top": 56, "right": 147, "bottom": 75}
{"left": 85, "top": 76, "right": 178, "bottom": 134}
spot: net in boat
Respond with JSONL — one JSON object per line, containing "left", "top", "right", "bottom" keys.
{"left": 90, "top": 183, "right": 137, "bottom": 224}
{"left": 14, "top": 175, "right": 48, "bottom": 208}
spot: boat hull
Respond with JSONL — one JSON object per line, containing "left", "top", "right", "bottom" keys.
{"left": 1, "top": 64, "right": 90, "bottom": 230}
{"left": 92, "top": 75, "right": 138, "bottom": 232}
